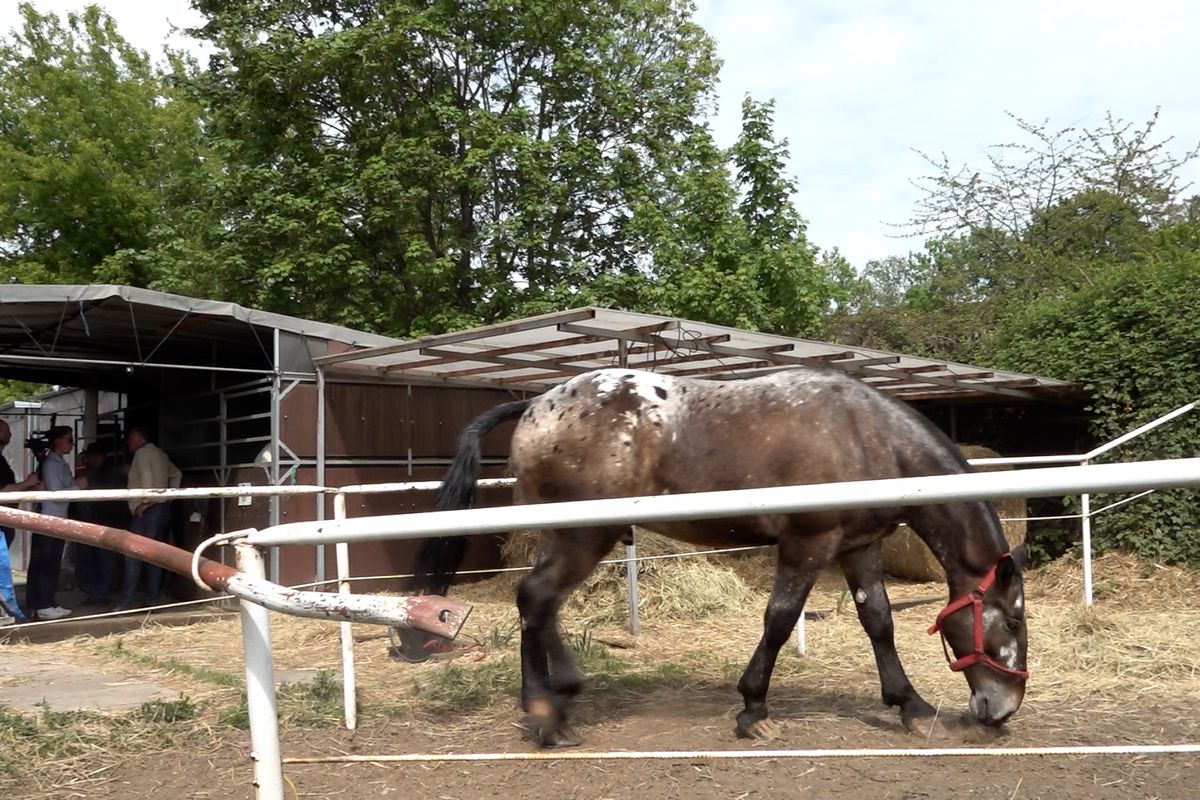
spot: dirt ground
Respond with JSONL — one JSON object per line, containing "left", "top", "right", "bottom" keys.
{"left": 93, "top": 690, "right": 1199, "bottom": 800}
{"left": 4, "top": 553, "right": 1200, "bottom": 799}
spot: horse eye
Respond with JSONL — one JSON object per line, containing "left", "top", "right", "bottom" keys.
{"left": 1005, "top": 617, "right": 1021, "bottom": 633}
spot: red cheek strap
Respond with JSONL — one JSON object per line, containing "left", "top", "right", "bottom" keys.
{"left": 928, "top": 553, "right": 1029, "bottom": 680}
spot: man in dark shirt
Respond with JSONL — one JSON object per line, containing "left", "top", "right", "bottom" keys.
{"left": 73, "top": 442, "right": 125, "bottom": 606}
{"left": 1, "top": 419, "right": 43, "bottom": 546}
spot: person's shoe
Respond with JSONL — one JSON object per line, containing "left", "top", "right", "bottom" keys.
{"left": 35, "top": 606, "right": 72, "bottom": 620}
{"left": 0, "top": 612, "right": 15, "bottom": 627}
{"left": 111, "top": 603, "right": 133, "bottom": 613}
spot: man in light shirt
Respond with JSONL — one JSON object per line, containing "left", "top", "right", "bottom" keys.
{"left": 114, "top": 425, "right": 181, "bottom": 611}
{"left": 25, "top": 426, "right": 76, "bottom": 620}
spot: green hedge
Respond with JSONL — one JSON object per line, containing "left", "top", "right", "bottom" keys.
{"left": 994, "top": 251, "right": 1200, "bottom": 564}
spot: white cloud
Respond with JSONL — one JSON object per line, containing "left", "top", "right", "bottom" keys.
{"left": 695, "top": 0, "right": 1200, "bottom": 266}
{"left": 4, "top": 0, "right": 1198, "bottom": 268}
{"left": 0, "top": 0, "right": 208, "bottom": 60}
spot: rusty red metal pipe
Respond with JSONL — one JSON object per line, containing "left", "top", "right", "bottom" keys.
{"left": 0, "top": 506, "right": 470, "bottom": 638}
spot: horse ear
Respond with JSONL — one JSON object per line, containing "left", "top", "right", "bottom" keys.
{"left": 994, "top": 546, "right": 1025, "bottom": 589}
{"left": 1010, "top": 545, "right": 1027, "bottom": 571}
{"left": 995, "top": 550, "right": 1017, "bottom": 587}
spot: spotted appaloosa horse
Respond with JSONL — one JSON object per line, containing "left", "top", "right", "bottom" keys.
{"left": 411, "top": 367, "right": 1029, "bottom": 747}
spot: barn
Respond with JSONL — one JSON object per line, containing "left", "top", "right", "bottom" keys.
{"left": 0, "top": 286, "right": 1080, "bottom": 599}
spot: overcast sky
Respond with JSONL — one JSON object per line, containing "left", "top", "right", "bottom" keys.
{"left": 5, "top": 0, "right": 1199, "bottom": 268}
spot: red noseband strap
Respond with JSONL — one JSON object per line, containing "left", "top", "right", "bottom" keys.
{"left": 928, "top": 553, "right": 1029, "bottom": 680}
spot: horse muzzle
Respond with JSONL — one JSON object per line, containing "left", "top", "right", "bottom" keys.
{"left": 969, "top": 686, "right": 1023, "bottom": 726}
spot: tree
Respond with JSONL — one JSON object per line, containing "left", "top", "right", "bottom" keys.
{"left": 150, "top": 0, "right": 723, "bottom": 335}
{"left": 152, "top": 1, "right": 837, "bottom": 337}
{"left": 730, "top": 97, "right": 826, "bottom": 334}
{"left": 838, "top": 109, "right": 1200, "bottom": 563}
{"left": 0, "top": 4, "right": 208, "bottom": 285}
{"left": 833, "top": 111, "right": 1200, "bottom": 362}
{"left": 909, "top": 110, "right": 1197, "bottom": 262}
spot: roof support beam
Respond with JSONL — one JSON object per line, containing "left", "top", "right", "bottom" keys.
{"left": 316, "top": 308, "right": 598, "bottom": 367}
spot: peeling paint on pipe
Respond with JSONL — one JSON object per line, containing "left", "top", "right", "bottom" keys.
{"left": 0, "top": 507, "right": 469, "bottom": 638}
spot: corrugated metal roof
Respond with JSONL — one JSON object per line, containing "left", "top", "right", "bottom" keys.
{"left": 316, "top": 307, "right": 1075, "bottom": 401}
{"left": 0, "top": 285, "right": 401, "bottom": 383}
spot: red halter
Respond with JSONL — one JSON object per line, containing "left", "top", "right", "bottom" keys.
{"left": 928, "top": 553, "right": 1030, "bottom": 680}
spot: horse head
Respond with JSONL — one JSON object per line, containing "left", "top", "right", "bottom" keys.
{"left": 929, "top": 546, "right": 1029, "bottom": 726}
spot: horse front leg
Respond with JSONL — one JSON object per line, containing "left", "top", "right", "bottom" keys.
{"left": 838, "top": 541, "right": 937, "bottom": 732}
{"left": 516, "top": 527, "right": 623, "bottom": 748}
{"left": 736, "top": 538, "right": 821, "bottom": 739}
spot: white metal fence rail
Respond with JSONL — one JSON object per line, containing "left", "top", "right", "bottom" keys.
{"left": 2, "top": 410, "right": 1197, "bottom": 799}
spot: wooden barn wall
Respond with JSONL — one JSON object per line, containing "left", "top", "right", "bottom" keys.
{"left": 271, "top": 381, "right": 527, "bottom": 589}
{"left": 280, "top": 382, "right": 522, "bottom": 459}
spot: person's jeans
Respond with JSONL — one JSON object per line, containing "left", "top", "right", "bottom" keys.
{"left": 26, "top": 533, "right": 66, "bottom": 611}
{"left": 0, "top": 534, "right": 25, "bottom": 620}
{"left": 75, "top": 542, "right": 117, "bottom": 601}
{"left": 118, "top": 503, "right": 172, "bottom": 607}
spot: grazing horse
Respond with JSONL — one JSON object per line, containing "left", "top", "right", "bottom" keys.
{"left": 411, "top": 367, "right": 1028, "bottom": 747}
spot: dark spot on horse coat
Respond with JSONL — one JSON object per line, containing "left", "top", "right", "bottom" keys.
{"left": 654, "top": 386, "right": 668, "bottom": 400}
{"left": 579, "top": 410, "right": 590, "bottom": 419}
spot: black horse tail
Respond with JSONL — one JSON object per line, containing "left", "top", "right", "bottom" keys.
{"left": 410, "top": 399, "right": 531, "bottom": 596}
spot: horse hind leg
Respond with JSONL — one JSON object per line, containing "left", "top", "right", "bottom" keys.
{"left": 838, "top": 540, "right": 938, "bottom": 733}
{"left": 736, "top": 535, "right": 827, "bottom": 739}
{"left": 517, "top": 525, "right": 625, "bottom": 748}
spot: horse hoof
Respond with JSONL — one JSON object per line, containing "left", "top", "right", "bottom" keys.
{"left": 737, "top": 718, "right": 780, "bottom": 740}
{"left": 538, "top": 724, "right": 583, "bottom": 748}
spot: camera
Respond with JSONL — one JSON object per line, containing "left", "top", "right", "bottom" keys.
{"left": 24, "top": 433, "right": 51, "bottom": 456}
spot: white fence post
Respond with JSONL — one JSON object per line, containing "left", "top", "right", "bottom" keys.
{"left": 235, "top": 542, "right": 284, "bottom": 800}
{"left": 625, "top": 531, "right": 640, "bottom": 636}
{"left": 334, "top": 492, "right": 358, "bottom": 730}
{"left": 1080, "top": 462, "right": 1094, "bottom": 607}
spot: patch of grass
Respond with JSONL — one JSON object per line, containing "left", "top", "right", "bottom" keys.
{"left": 218, "top": 699, "right": 250, "bottom": 730}
{"left": 0, "top": 707, "right": 37, "bottom": 739}
{"left": 138, "top": 695, "right": 197, "bottom": 724}
{"left": 570, "top": 633, "right": 694, "bottom": 696}
{"left": 220, "top": 670, "right": 344, "bottom": 730}
{"left": 478, "top": 621, "right": 519, "bottom": 649}
{"left": 413, "top": 655, "right": 522, "bottom": 712}
{"left": 0, "top": 698, "right": 212, "bottom": 790}
{"left": 105, "top": 640, "right": 242, "bottom": 687}
{"left": 281, "top": 669, "right": 342, "bottom": 727}
{"left": 411, "top": 628, "right": 700, "bottom": 715}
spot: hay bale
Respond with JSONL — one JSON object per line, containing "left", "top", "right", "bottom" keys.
{"left": 881, "top": 445, "right": 1027, "bottom": 582}
{"left": 498, "top": 528, "right": 757, "bottom": 625}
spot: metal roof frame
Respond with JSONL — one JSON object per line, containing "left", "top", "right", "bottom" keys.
{"left": 315, "top": 307, "right": 1076, "bottom": 402}
{"left": 0, "top": 285, "right": 401, "bottom": 384}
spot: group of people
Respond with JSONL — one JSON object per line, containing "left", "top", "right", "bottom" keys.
{"left": 0, "top": 420, "right": 181, "bottom": 623}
